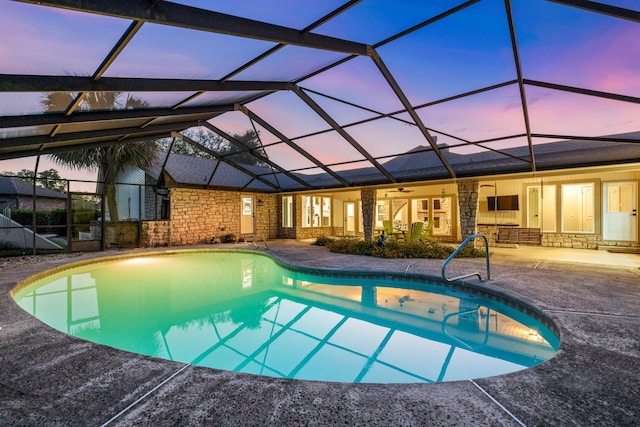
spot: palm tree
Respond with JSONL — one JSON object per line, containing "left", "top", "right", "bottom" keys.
{"left": 43, "top": 91, "right": 160, "bottom": 221}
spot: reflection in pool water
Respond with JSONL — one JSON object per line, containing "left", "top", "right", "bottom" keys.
{"left": 14, "top": 251, "right": 558, "bottom": 383}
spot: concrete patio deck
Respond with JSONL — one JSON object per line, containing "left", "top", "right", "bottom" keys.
{"left": 1, "top": 241, "right": 639, "bottom": 426}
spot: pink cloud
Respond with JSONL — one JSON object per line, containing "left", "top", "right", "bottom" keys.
{"left": 524, "top": 21, "right": 640, "bottom": 97}
{"left": 526, "top": 86, "right": 640, "bottom": 136}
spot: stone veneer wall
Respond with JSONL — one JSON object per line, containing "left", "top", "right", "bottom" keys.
{"left": 543, "top": 233, "right": 640, "bottom": 249}
{"left": 254, "top": 195, "right": 279, "bottom": 240}
{"left": 457, "top": 179, "right": 479, "bottom": 242}
{"left": 477, "top": 227, "right": 640, "bottom": 250}
{"left": 361, "top": 187, "right": 375, "bottom": 241}
{"left": 543, "top": 233, "right": 599, "bottom": 249}
{"left": 476, "top": 225, "right": 499, "bottom": 246}
{"left": 141, "top": 188, "right": 278, "bottom": 247}
{"left": 141, "top": 221, "right": 170, "bottom": 247}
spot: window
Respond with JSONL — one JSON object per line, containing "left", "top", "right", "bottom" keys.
{"left": 409, "top": 197, "right": 452, "bottom": 236}
{"left": 562, "top": 183, "right": 594, "bottom": 233}
{"left": 282, "top": 196, "right": 293, "bottom": 228}
{"left": 160, "top": 197, "right": 170, "bottom": 220}
{"left": 411, "top": 198, "right": 429, "bottom": 223}
{"left": 375, "top": 200, "right": 388, "bottom": 228}
{"left": 431, "top": 197, "right": 451, "bottom": 236}
{"left": 302, "top": 195, "right": 331, "bottom": 228}
{"left": 322, "top": 197, "right": 331, "bottom": 226}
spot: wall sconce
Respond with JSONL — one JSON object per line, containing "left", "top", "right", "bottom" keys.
{"left": 257, "top": 199, "right": 264, "bottom": 206}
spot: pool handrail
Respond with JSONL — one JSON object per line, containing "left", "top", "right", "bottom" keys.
{"left": 441, "top": 307, "right": 492, "bottom": 350}
{"left": 441, "top": 233, "right": 490, "bottom": 282}
{"left": 253, "top": 234, "right": 269, "bottom": 250}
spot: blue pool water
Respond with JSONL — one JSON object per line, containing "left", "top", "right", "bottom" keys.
{"left": 13, "top": 250, "right": 558, "bottom": 383}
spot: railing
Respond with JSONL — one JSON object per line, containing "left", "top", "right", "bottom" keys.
{"left": 441, "top": 233, "right": 490, "bottom": 282}
{"left": 250, "top": 234, "right": 269, "bottom": 250}
{"left": 441, "top": 307, "right": 492, "bottom": 350}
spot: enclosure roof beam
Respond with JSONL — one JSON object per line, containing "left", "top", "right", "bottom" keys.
{"left": 531, "top": 134, "right": 640, "bottom": 144}
{"left": 201, "top": 121, "right": 313, "bottom": 189}
{"left": 293, "top": 85, "right": 397, "bottom": 184}
{"left": 16, "top": 0, "right": 371, "bottom": 56}
{"left": 235, "top": 104, "right": 352, "bottom": 187}
{"left": 369, "top": 50, "right": 457, "bottom": 178}
{"left": 547, "top": 0, "right": 640, "bottom": 23}
{"left": 0, "top": 135, "right": 171, "bottom": 161}
{"left": 0, "top": 105, "right": 235, "bottom": 130}
{"left": 173, "top": 132, "right": 281, "bottom": 191}
{"left": 505, "top": 0, "right": 536, "bottom": 172}
{"left": 0, "top": 122, "right": 198, "bottom": 150}
{"left": 523, "top": 79, "right": 640, "bottom": 104}
{"left": 0, "top": 74, "right": 293, "bottom": 93}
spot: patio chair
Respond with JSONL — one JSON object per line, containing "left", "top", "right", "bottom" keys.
{"left": 408, "top": 221, "right": 424, "bottom": 241}
{"left": 420, "top": 220, "right": 435, "bottom": 241}
{"left": 382, "top": 220, "right": 404, "bottom": 241}
{"left": 382, "top": 220, "right": 393, "bottom": 236}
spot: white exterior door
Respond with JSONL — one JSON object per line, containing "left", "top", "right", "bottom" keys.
{"left": 603, "top": 182, "right": 637, "bottom": 241}
{"left": 344, "top": 202, "right": 356, "bottom": 235}
{"left": 240, "top": 196, "right": 255, "bottom": 235}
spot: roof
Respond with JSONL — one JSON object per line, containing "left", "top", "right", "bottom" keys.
{"left": 147, "top": 131, "right": 640, "bottom": 191}
{"left": 0, "top": 177, "right": 67, "bottom": 199}
{"left": 1, "top": 1, "right": 639, "bottom": 192}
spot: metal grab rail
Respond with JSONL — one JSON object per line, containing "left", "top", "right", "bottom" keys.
{"left": 441, "top": 233, "right": 490, "bottom": 282}
{"left": 253, "top": 234, "right": 269, "bottom": 250}
{"left": 441, "top": 307, "right": 492, "bottom": 350}
{"left": 241, "top": 234, "right": 268, "bottom": 250}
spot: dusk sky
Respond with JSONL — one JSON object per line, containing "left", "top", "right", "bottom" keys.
{"left": 0, "top": 0, "right": 638, "bottom": 185}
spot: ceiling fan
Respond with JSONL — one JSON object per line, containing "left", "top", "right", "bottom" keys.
{"left": 385, "top": 187, "right": 414, "bottom": 197}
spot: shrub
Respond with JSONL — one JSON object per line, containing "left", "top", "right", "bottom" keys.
{"left": 312, "top": 235, "right": 335, "bottom": 246}
{"left": 326, "top": 238, "right": 375, "bottom": 255}
{"left": 324, "top": 237, "right": 487, "bottom": 259}
{"left": 222, "top": 233, "right": 237, "bottom": 243}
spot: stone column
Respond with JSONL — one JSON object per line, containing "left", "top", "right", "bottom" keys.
{"left": 361, "top": 187, "right": 376, "bottom": 241}
{"left": 457, "top": 179, "right": 479, "bottom": 244}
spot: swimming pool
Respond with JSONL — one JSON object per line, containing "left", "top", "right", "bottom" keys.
{"left": 13, "top": 250, "right": 558, "bottom": 383}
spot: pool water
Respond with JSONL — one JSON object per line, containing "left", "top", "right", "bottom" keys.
{"left": 13, "top": 250, "right": 558, "bottom": 383}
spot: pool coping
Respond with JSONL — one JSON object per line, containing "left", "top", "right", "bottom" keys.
{"left": 1, "top": 241, "right": 639, "bottom": 426}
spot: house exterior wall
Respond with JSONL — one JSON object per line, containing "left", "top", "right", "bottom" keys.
{"left": 476, "top": 168, "right": 639, "bottom": 249}
{"left": 292, "top": 194, "right": 333, "bottom": 240}
{"left": 141, "top": 188, "right": 278, "bottom": 247}
{"left": 14, "top": 196, "right": 65, "bottom": 211}
{"left": 254, "top": 194, "right": 279, "bottom": 240}
{"left": 139, "top": 164, "right": 637, "bottom": 250}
